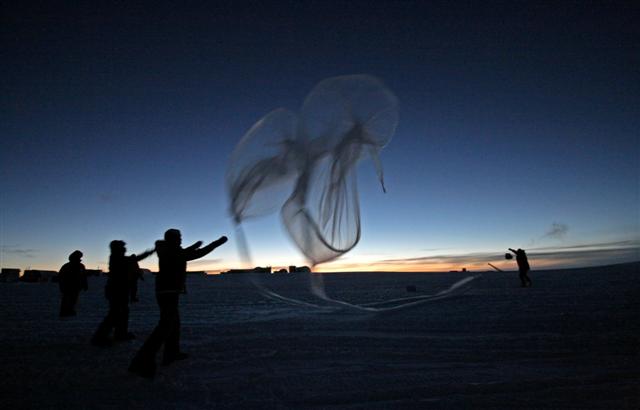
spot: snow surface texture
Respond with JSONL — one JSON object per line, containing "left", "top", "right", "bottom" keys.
{"left": 1, "top": 265, "right": 639, "bottom": 408}
{"left": 254, "top": 272, "right": 479, "bottom": 313}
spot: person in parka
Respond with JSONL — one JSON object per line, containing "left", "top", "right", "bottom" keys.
{"left": 58, "top": 250, "right": 88, "bottom": 317}
{"left": 91, "top": 241, "right": 154, "bottom": 345}
{"left": 129, "top": 229, "right": 227, "bottom": 378}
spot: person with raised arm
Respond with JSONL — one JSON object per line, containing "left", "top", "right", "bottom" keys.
{"left": 129, "top": 229, "right": 228, "bottom": 378}
{"left": 508, "top": 248, "right": 532, "bottom": 287}
{"left": 91, "top": 240, "right": 155, "bottom": 346}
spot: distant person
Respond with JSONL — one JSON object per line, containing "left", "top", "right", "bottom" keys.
{"left": 58, "top": 250, "right": 88, "bottom": 317}
{"left": 508, "top": 248, "right": 532, "bottom": 287}
{"left": 91, "top": 241, "right": 155, "bottom": 346}
{"left": 129, "top": 229, "right": 228, "bottom": 378}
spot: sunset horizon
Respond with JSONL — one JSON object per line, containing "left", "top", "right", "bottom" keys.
{"left": 5, "top": 238, "right": 637, "bottom": 274}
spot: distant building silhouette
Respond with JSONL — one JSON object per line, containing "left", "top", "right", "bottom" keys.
{"left": 289, "top": 265, "right": 311, "bottom": 273}
{"left": 86, "top": 269, "right": 103, "bottom": 277}
{"left": 20, "top": 270, "right": 58, "bottom": 283}
{"left": 185, "top": 270, "right": 208, "bottom": 276}
{"left": 221, "top": 266, "right": 311, "bottom": 274}
{"left": 222, "top": 266, "right": 271, "bottom": 274}
{"left": 0, "top": 268, "right": 20, "bottom": 282}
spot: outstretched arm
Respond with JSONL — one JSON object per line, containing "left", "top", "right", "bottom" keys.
{"left": 184, "top": 241, "right": 203, "bottom": 252}
{"left": 135, "top": 248, "right": 156, "bottom": 261}
{"left": 508, "top": 248, "right": 517, "bottom": 254}
{"left": 185, "top": 236, "right": 228, "bottom": 261}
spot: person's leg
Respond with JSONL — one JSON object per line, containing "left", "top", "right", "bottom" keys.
{"left": 114, "top": 300, "right": 132, "bottom": 340}
{"left": 60, "top": 291, "right": 79, "bottom": 316}
{"left": 136, "top": 294, "right": 171, "bottom": 355}
{"left": 129, "top": 293, "right": 175, "bottom": 377}
{"left": 123, "top": 304, "right": 130, "bottom": 334}
{"left": 60, "top": 293, "right": 69, "bottom": 316}
{"left": 131, "top": 280, "right": 139, "bottom": 302}
{"left": 519, "top": 271, "right": 527, "bottom": 287}
{"left": 92, "top": 299, "right": 116, "bottom": 345}
{"left": 162, "top": 294, "right": 183, "bottom": 364}
{"left": 70, "top": 290, "right": 79, "bottom": 315}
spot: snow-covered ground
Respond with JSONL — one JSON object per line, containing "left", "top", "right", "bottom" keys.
{"left": 1, "top": 263, "right": 638, "bottom": 409}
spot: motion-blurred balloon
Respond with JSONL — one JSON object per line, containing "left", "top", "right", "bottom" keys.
{"left": 227, "top": 75, "right": 398, "bottom": 266}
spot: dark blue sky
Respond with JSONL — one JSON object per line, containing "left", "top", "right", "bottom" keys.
{"left": 2, "top": 1, "right": 638, "bottom": 272}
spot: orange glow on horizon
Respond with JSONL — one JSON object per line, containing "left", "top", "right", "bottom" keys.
{"left": 7, "top": 246, "right": 636, "bottom": 274}
{"left": 197, "top": 257, "right": 590, "bottom": 274}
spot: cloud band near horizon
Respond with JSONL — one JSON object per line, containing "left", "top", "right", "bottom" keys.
{"left": 316, "top": 240, "right": 640, "bottom": 272}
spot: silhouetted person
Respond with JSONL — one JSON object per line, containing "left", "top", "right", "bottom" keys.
{"left": 509, "top": 248, "right": 532, "bottom": 287}
{"left": 58, "top": 250, "right": 87, "bottom": 317}
{"left": 129, "top": 262, "right": 144, "bottom": 303}
{"left": 91, "top": 241, "right": 154, "bottom": 346}
{"left": 129, "top": 229, "right": 228, "bottom": 378}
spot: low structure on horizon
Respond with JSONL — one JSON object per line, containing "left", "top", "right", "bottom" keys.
{"left": 0, "top": 268, "right": 20, "bottom": 283}
{"left": 186, "top": 271, "right": 208, "bottom": 276}
{"left": 221, "top": 265, "right": 312, "bottom": 275}
{"left": 289, "top": 265, "right": 311, "bottom": 273}
{"left": 85, "top": 269, "right": 103, "bottom": 277}
{"left": 19, "top": 270, "right": 58, "bottom": 283}
{"left": 222, "top": 266, "right": 272, "bottom": 274}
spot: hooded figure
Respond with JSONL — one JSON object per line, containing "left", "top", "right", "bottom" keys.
{"left": 58, "top": 250, "right": 87, "bottom": 317}
{"left": 91, "top": 241, "right": 154, "bottom": 345}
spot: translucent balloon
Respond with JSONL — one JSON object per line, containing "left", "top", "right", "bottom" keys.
{"left": 226, "top": 108, "right": 299, "bottom": 223}
{"left": 226, "top": 75, "right": 480, "bottom": 312}
{"left": 227, "top": 75, "right": 399, "bottom": 265}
